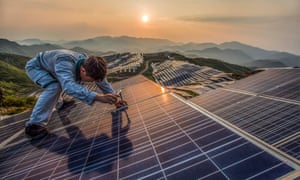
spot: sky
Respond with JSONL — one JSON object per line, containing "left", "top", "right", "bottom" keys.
{"left": 1, "top": 0, "right": 300, "bottom": 54}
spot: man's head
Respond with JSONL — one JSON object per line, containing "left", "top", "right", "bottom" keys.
{"left": 80, "top": 56, "right": 107, "bottom": 82}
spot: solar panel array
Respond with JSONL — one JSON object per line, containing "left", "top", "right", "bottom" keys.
{"left": 1, "top": 75, "right": 297, "bottom": 179}
{"left": 190, "top": 68, "right": 300, "bottom": 165}
{"left": 226, "top": 68, "right": 300, "bottom": 101}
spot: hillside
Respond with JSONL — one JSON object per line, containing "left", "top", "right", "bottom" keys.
{"left": 0, "top": 53, "right": 38, "bottom": 95}
{"left": 143, "top": 52, "right": 253, "bottom": 80}
{"left": 244, "top": 60, "right": 287, "bottom": 68}
{"left": 0, "top": 53, "right": 39, "bottom": 115}
{"left": 0, "top": 39, "right": 62, "bottom": 57}
{"left": 184, "top": 47, "right": 254, "bottom": 65}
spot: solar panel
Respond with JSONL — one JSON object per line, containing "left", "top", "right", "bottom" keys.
{"left": 226, "top": 68, "right": 300, "bottom": 101}
{"left": 0, "top": 75, "right": 297, "bottom": 179}
{"left": 190, "top": 69, "right": 300, "bottom": 164}
{"left": 264, "top": 78, "right": 300, "bottom": 101}
{"left": 277, "top": 136, "right": 300, "bottom": 161}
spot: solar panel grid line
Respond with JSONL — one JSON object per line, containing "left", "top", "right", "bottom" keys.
{"left": 222, "top": 151, "right": 265, "bottom": 170}
{"left": 273, "top": 132, "right": 300, "bottom": 147}
{"left": 23, "top": 134, "right": 63, "bottom": 179}
{"left": 130, "top": 89, "right": 168, "bottom": 179}
{"left": 138, "top": 153, "right": 207, "bottom": 180}
{"left": 45, "top": 113, "right": 102, "bottom": 179}
{"left": 191, "top": 127, "right": 228, "bottom": 145}
{"left": 0, "top": 116, "right": 28, "bottom": 129}
{"left": 177, "top": 117, "right": 214, "bottom": 136}
{"left": 82, "top": 147, "right": 158, "bottom": 179}
{"left": 174, "top": 93, "right": 299, "bottom": 168}
{"left": 118, "top": 154, "right": 164, "bottom": 178}
{"left": 227, "top": 69, "right": 296, "bottom": 92}
{"left": 147, "top": 124, "right": 187, "bottom": 143}
{"left": 245, "top": 162, "right": 286, "bottom": 180}
{"left": 165, "top": 156, "right": 219, "bottom": 179}
{"left": 210, "top": 141, "right": 250, "bottom": 160}
{"left": 257, "top": 118, "right": 299, "bottom": 143}
{"left": 215, "top": 107, "right": 298, "bottom": 147}
{"left": 117, "top": 111, "right": 121, "bottom": 180}
{"left": 119, "top": 162, "right": 162, "bottom": 180}
{"left": 165, "top": 156, "right": 224, "bottom": 179}
{"left": 154, "top": 150, "right": 202, "bottom": 175}
{"left": 219, "top": 99, "right": 299, "bottom": 144}
{"left": 157, "top": 143, "right": 199, "bottom": 164}
{"left": 78, "top": 106, "right": 109, "bottom": 179}
{"left": 216, "top": 99, "right": 276, "bottom": 122}
{"left": 259, "top": 76, "right": 300, "bottom": 94}
{"left": 224, "top": 152, "right": 293, "bottom": 180}
{"left": 200, "top": 134, "right": 241, "bottom": 152}
{"left": 0, "top": 128, "right": 24, "bottom": 149}
{"left": 1, "top": 144, "right": 47, "bottom": 179}
{"left": 152, "top": 95, "right": 230, "bottom": 179}
{"left": 259, "top": 94, "right": 300, "bottom": 106}
{"left": 192, "top": 89, "right": 253, "bottom": 113}
{"left": 231, "top": 113, "right": 283, "bottom": 138}
{"left": 188, "top": 122, "right": 224, "bottom": 140}
{"left": 1, "top": 137, "right": 49, "bottom": 179}
{"left": 225, "top": 70, "right": 299, "bottom": 103}
{"left": 0, "top": 141, "right": 36, "bottom": 168}
{"left": 177, "top": 115, "right": 212, "bottom": 130}
{"left": 277, "top": 138, "right": 300, "bottom": 163}
{"left": 265, "top": 80, "right": 300, "bottom": 100}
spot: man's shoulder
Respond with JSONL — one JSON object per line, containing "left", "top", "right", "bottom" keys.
{"left": 44, "top": 49, "right": 87, "bottom": 61}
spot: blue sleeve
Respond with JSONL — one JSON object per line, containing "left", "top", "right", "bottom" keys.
{"left": 96, "top": 78, "right": 115, "bottom": 94}
{"left": 55, "top": 58, "right": 97, "bottom": 105}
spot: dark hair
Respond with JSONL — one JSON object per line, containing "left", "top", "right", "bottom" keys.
{"left": 82, "top": 56, "right": 107, "bottom": 81}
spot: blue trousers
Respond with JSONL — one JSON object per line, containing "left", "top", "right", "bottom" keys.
{"left": 25, "top": 57, "right": 62, "bottom": 127}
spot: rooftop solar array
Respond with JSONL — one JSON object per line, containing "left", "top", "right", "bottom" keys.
{"left": 0, "top": 74, "right": 298, "bottom": 179}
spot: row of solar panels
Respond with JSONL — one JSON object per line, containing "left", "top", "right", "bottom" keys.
{"left": 0, "top": 68, "right": 299, "bottom": 179}
{"left": 190, "top": 68, "right": 300, "bottom": 164}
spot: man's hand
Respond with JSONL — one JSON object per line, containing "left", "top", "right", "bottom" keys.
{"left": 95, "top": 94, "right": 119, "bottom": 104}
{"left": 115, "top": 100, "right": 128, "bottom": 108}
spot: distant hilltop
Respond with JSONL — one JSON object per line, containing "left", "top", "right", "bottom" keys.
{"left": 1, "top": 36, "right": 300, "bottom": 67}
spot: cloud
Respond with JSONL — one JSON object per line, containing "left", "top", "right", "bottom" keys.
{"left": 178, "top": 15, "right": 299, "bottom": 24}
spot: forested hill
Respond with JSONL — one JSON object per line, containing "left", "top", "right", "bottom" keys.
{"left": 0, "top": 53, "right": 38, "bottom": 95}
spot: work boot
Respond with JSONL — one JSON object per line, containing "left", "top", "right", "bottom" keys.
{"left": 25, "top": 124, "right": 49, "bottom": 140}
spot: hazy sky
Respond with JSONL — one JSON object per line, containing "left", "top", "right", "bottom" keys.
{"left": 1, "top": 0, "right": 300, "bottom": 54}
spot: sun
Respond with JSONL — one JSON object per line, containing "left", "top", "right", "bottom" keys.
{"left": 141, "top": 15, "right": 149, "bottom": 23}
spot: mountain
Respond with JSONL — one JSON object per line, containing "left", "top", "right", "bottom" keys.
{"left": 0, "top": 39, "right": 27, "bottom": 56}
{"left": 173, "top": 41, "right": 300, "bottom": 67}
{"left": 0, "top": 53, "right": 30, "bottom": 69}
{"left": 262, "top": 52, "right": 300, "bottom": 67}
{"left": 219, "top": 41, "right": 276, "bottom": 59}
{"left": 3, "top": 36, "right": 300, "bottom": 67}
{"left": 17, "top": 38, "right": 46, "bottom": 45}
{"left": 183, "top": 47, "right": 254, "bottom": 65}
{"left": 0, "top": 39, "right": 62, "bottom": 57}
{"left": 69, "top": 47, "right": 108, "bottom": 56}
{"left": 62, "top": 36, "right": 177, "bottom": 52}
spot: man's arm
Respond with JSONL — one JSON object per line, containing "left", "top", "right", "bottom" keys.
{"left": 95, "top": 78, "right": 115, "bottom": 94}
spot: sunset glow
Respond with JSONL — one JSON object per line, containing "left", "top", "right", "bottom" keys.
{"left": 141, "top": 15, "right": 149, "bottom": 23}
{"left": 1, "top": 0, "right": 299, "bottom": 54}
